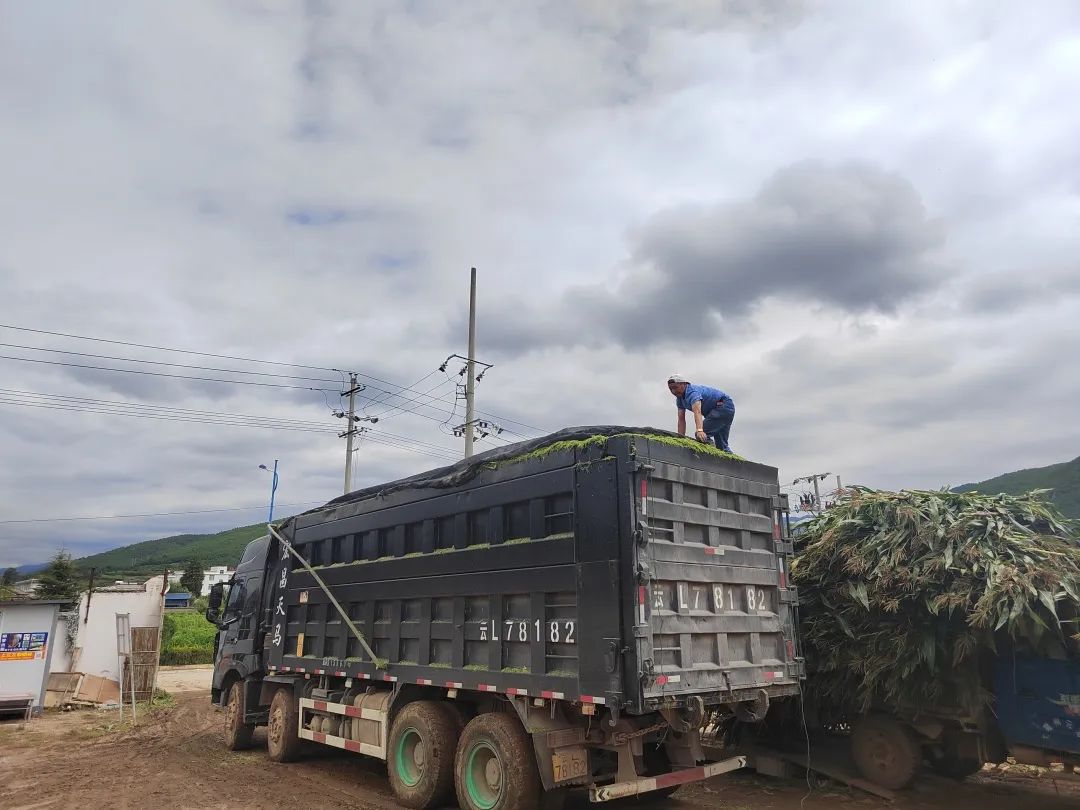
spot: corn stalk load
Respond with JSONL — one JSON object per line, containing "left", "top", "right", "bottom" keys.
{"left": 792, "top": 487, "right": 1080, "bottom": 716}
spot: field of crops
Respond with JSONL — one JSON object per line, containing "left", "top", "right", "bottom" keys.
{"left": 160, "top": 610, "right": 216, "bottom": 665}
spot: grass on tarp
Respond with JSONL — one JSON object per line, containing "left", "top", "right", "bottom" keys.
{"left": 793, "top": 486, "right": 1080, "bottom": 715}
{"left": 497, "top": 432, "right": 743, "bottom": 467}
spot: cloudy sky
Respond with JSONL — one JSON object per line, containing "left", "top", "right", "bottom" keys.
{"left": 2, "top": 1, "right": 1079, "bottom": 568}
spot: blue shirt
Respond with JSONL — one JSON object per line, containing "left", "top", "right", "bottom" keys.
{"left": 675, "top": 383, "right": 731, "bottom": 414}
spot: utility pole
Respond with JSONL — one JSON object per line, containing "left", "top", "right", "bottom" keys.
{"left": 342, "top": 373, "right": 361, "bottom": 494}
{"left": 464, "top": 267, "right": 478, "bottom": 458}
{"left": 793, "top": 472, "right": 831, "bottom": 511}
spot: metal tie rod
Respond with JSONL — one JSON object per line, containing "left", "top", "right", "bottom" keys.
{"left": 267, "top": 524, "right": 383, "bottom": 668}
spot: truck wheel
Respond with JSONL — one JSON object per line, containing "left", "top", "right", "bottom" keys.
{"left": 455, "top": 712, "right": 540, "bottom": 810}
{"left": 388, "top": 701, "right": 459, "bottom": 810}
{"left": 851, "top": 715, "right": 921, "bottom": 790}
{"left": 267, "top": 688, "right": 301, "bottom": 763}
{"left": 224, "top": 681, "right": 254, "bottom": 750}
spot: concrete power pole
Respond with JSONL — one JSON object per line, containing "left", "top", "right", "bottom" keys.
{"left": 793, "top": 472, "right": 831, "bottom": 511}
{"left": 342, "top": 372, "right": 361, "bottom": 494}
{"left": 464, "top": 267, "right": 478, "bottom": 458}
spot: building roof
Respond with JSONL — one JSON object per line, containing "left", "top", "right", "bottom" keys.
{"left": 165, "top": 591, "right": 193, "bottom": 599}
{"left": 0, "top": 598, "right": 71, "bottom": 608}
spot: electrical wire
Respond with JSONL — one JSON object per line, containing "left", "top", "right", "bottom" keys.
{"left": 362, "top": 368, "right": 439, "bottom": 410}
{"left": 369, "top": 377, "right": 457, "bottom": 421}
{"left": 0, "top": 342, "right": 341, "bottom": 383}
{"left": 0, "top": 395, "right": 464, "bottom": 460}
{"left": 0, "top": 322, "right": 340, "bottom": 372}
{"left": 0, "top": 354, "right": 341, "bottom": 392}
{"left": 0, "top": 323, "right": 545, "bottom": 436}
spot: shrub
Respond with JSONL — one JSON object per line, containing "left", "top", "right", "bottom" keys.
{"left": 160, "top": 645, "right": 214, "bottom": 665}
{"left": 159, "top": 610, "right": 216, "bottom": 665}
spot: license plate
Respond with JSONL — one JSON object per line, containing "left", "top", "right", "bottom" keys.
{"left": 552, "top": 749, "right": 588, "bottom": 782}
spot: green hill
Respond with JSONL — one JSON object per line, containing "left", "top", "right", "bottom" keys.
{"left": 75, "top": 522, "right": 268, "bottom": 579}
{"left": 954, "top": 455, "right": 1080, "bottom": 520}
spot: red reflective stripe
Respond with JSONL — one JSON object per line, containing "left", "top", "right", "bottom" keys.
{"left": 313, "top": 732, "right": 326, "bottom": 743}
{"left": 655, "top": 766, "right": 704, "bottom": 789}
{"left": 335, "top": 671, "right": 347, "bottom": 677}
{"left": 313, "top": 700, "right": 327, "bottom": 711}
{"left": 344, "top": 706, "right": 362, "bottom": 717}
{"left": 786, "top": 639, "right": 795, "bottom": 659}
{"left": 655, "top": 676, "right": 668, "bottom": 686}
{"left": 344, "top": 739, "right": 361, "bottom": 752}
{"left": 638, "top": 586, "right": 646, "bottom": 605}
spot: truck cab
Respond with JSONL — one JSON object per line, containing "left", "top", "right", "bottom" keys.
{"left": 208, "top": 535, "right": 273, "bottom": 711}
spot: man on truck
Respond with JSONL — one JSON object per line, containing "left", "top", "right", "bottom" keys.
{"left": 668, "top": 374, "right": 736, "bottom": 452}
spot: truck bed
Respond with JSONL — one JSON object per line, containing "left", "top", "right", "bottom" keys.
{"left": 265, "top": 427, "right": 802, "bottom": 713}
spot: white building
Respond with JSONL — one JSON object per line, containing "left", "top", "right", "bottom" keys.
{"left": 166, "top": 566, "right": 232, "bottom": 596}
{"left": 0, "top": 598, "right": 66, "bottom": 711}
{"left": 49, "top": 575, "right": 167, "bottom": 685}
{"left": 200, "top": 565, "right": 233, "bottom": 596}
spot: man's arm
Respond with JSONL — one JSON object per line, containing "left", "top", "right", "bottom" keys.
{"left": 677, "top": 409, "right": 686, "bottom": 435}
{"left": 691, "top": 402, "right": 707, "bottom": 442}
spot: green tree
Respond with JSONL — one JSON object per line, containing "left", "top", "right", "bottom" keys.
{"left": 1, "top": 567, "right": 17, "bottom": 586}
{"left": 179, "top": 555, "right": 206, "bottom": 598}
{"left": 35, "top": 550, "right": 82, "bottom": 602}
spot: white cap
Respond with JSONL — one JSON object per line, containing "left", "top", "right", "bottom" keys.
{"left": 667, "top": 373, "right": 689, "bottom": 384}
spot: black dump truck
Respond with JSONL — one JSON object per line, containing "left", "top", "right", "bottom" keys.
{"left": 207, "top": 427, "right": 803, "bottom": 810}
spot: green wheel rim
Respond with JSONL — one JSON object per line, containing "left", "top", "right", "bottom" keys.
{"left": 395, "top": 727, "right": 425, "bottom": 787}
{"left": 465, "top": 741, "right": 503, "bottom": 810}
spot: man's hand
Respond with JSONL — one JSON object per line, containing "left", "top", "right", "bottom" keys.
{"left": 695, "top": 429, "right": 708, "bottom": 443}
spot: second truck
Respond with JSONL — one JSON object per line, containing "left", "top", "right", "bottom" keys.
{"left": 206, "top": 427, "right": 803, "bottom": 810}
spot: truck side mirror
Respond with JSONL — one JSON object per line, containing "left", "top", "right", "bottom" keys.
{"left": 205, "top": 582, "right": 225, "bottom": 625}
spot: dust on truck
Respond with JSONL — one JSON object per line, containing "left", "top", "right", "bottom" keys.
{"left": 207, "top": 427, "right": 804, "bottom": 810}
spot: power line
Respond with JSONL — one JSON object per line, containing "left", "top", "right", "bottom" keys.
{"left": 0, "top": 396, "right": 338, "bottom": 433}
{"left": 0, "top": 388, "right": 339, "bottom": 428}
{"left": 0, "top": 322, "right": 546, "bottom": 435}
{"left": 0, "top": 502, "right": 326, "bottom": 525}
{"left": 0, "top": 354, "right": 341, "bottom": 392}
{"left": 0, "top": 394, "right": 466, "bottom": 459}
{"left": 0, "top": 342, "right": 341, "bottom": 383}
{"left": 0, "top": 322, "right": 339, "bottom": 373}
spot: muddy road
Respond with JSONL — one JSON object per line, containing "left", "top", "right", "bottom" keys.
{"left": 1, "top": 690, "right": 1078, "bottom": 810}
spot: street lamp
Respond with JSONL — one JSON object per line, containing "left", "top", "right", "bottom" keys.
{"left": 258, "top": 460, "right": 279, "bottom": 523}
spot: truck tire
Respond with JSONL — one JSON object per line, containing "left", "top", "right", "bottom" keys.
{"left": 851, "top": 715, "right": 921, "bottom": 790}
{"left": 388, "top": 701, "right": 459, "bottom": 810}
{"left": 224, "top": 681, "right": 254, "bottom": 750}
{"left": 267, "top": 687, "right": 301, "bottom": 763}
{"left": 455, "top": 712, "right": 541, "bottom": 810}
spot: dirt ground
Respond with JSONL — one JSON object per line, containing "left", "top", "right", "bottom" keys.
{"left": 2, "top": 682, "right": 1079, "bottom": 810}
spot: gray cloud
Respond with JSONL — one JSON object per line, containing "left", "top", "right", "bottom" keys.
{"left": 483, "top": 162, "right": 948, "bottom": 352}
{"left": 2, "top": 1, "right": 1079, "bottom": 567}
